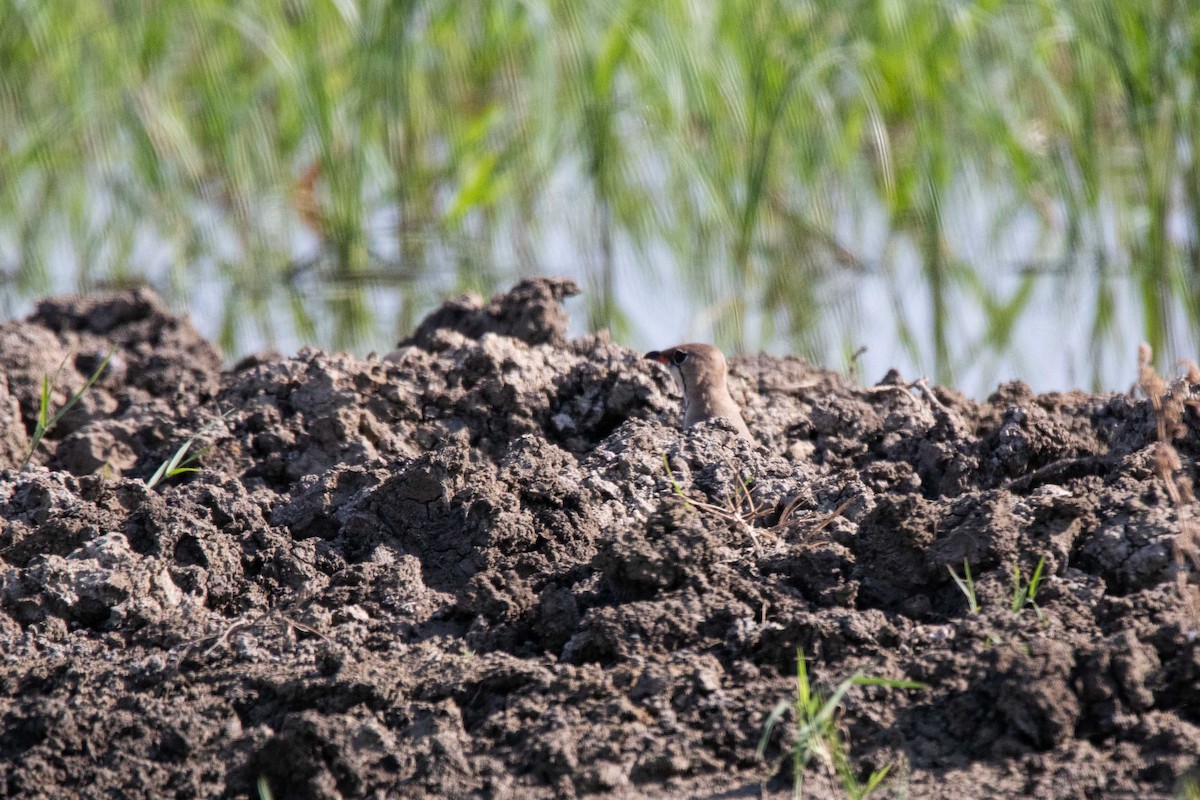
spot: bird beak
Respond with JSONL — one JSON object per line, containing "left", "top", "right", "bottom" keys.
{"left": 645, "top": 351, "right": 668, "bottom": 364}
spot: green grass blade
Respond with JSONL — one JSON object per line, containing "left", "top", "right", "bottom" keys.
{"left": 146, "top": 438, "right": 210, "bottom": 489}
{"left": 145, "top": 459, "right": 171, "bottom": 489}
{"left": 796, "top": 648, "right": 811, "bottom": 710}
{"left": 947, "top": 560, "right": 980, "bottom": 613}
{"left": 756, "top": 698, "right": 792, "bottom": 759}
{"left": 862, "top": 764, "right": 892, "bottom": 797}
{"left": 44, "top": 351, "right": 113, "bottom": 430}
{"left": 1011, "top": 560, "right": 1023, "bottom": 612}
{"left": 38, "top": 374, "right": 50, "bottom": 429}
{"left": 1027, "top": 555, "right": 1046, "bottom": 601}
{"left": 20, "top": 350, "right": 112, "bottom": 470}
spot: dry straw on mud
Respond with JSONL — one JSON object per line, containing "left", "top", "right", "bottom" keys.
{"left": 661, "top": 453, "right": 772, "bottom": 552}
{"left": 1137, "top": 343, "right": 1200, "bottom": 626}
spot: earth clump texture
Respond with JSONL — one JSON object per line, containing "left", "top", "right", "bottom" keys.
{"left": 0, "top": 279, "right": 1197, "bottom": 798}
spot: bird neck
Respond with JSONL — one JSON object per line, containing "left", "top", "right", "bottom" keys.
{"left": 683, "top": 374, "right": 731, "bottom": 417}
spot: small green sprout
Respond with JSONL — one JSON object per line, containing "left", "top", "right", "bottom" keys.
{"left": 145, "top": 436, "right": 209, "bottom": 489}
{"left": 758, "top": 649, "right": 925, "bottom": 800}
{"left": 20, "top": 350, "right": 113, "bottom": 470}
{"left": 1010, "top": 555, "right": 1047, "bottom": 623}
{"left": 145, "top": 408, "right": 229, "bottom": 489}
{"left": 946, "top": 559, "right": 980, "bottom": 613}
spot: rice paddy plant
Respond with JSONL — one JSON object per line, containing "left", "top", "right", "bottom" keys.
{"left": 1052, "top": 0, "right": 1200, "bottom": 369}
{"left": 4, "top": 0, "right": 1200, "bottom": 388}
{"left": 945, "top": 555, "right": 1047, "bottom": 623}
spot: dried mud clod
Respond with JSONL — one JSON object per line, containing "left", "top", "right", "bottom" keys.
{"left": 399, "top": 276, "right": 580, "bottom": 350}
{"left": 0, "top": 283, "right": 1198, "bottom": 799}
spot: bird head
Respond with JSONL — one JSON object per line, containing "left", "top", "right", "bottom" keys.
{"left": 644, "top": 343, "right": 728, "bottom": 398}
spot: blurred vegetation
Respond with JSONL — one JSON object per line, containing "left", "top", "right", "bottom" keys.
{"left": 3, "top": 0, "right": 1200, "bottom": 389}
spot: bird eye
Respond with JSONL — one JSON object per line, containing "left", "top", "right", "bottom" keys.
{"left": 671, "top": 350, "right": 689, "bottom": 365}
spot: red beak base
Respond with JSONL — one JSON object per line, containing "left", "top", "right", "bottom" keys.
{"left": 645, "top": 351, "right": 669, "bottom": 364}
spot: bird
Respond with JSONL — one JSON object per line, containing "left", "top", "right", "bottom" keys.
{"left": 645, "top": 343, "right": 752, "bottom": 440}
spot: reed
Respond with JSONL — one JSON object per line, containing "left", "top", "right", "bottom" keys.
{"left": 2, "top": 0, "right": 1198, "bottom": 387}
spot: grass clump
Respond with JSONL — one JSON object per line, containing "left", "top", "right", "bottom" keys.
{"left": 758, "top": 649, "right": 924, "bottom": 800}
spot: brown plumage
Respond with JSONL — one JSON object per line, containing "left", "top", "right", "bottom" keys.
{"left": 645, "top": 343, "right": 752, "bottom": 440}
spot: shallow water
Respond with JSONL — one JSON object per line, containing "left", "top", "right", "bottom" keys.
{"left": 5, "top": 168, "right": 1188, "bottom": 399}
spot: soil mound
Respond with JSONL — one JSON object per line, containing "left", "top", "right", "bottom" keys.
{"left": 0, "top": 279, "right": 1197, "bottom": 798}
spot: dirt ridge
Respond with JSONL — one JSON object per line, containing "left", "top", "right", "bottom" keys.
{"left": 0, "top": 279, "right": 1197, "bottom": 799}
